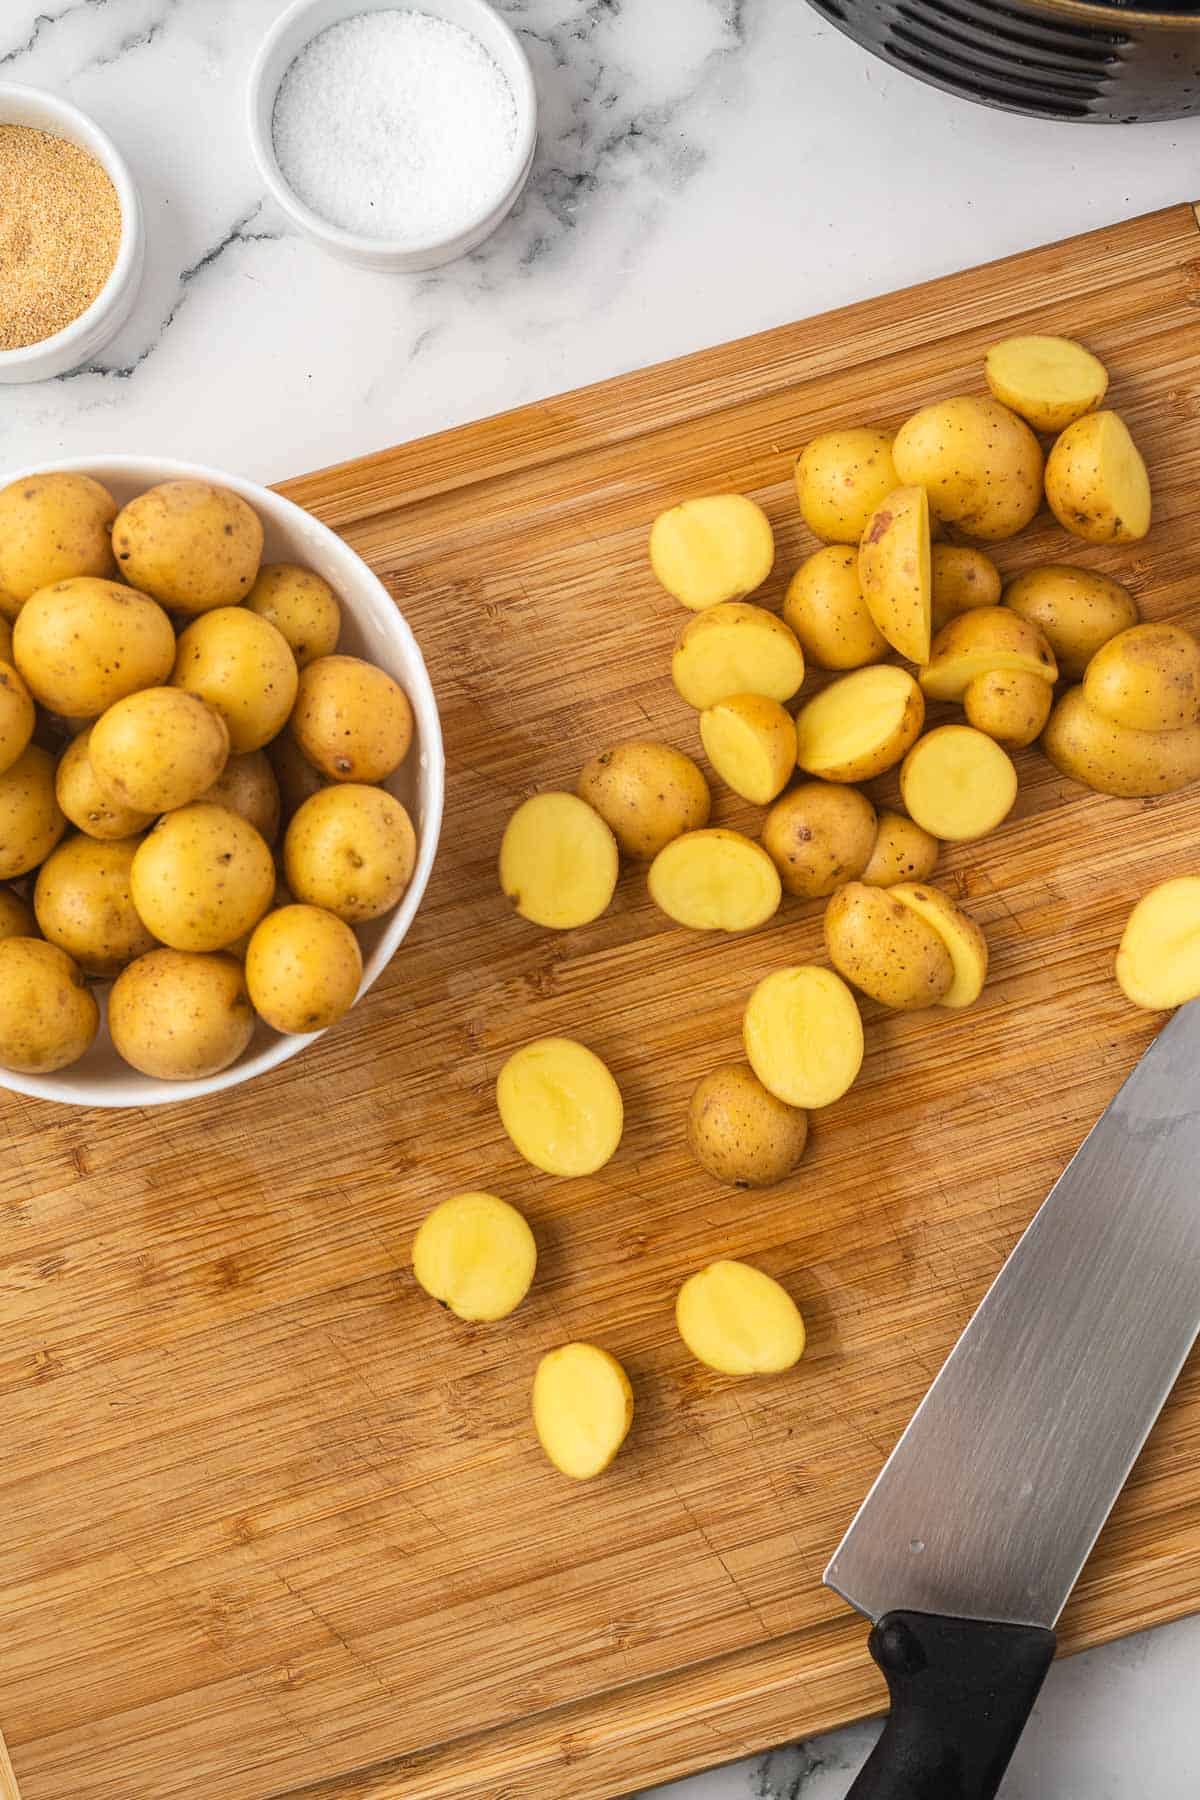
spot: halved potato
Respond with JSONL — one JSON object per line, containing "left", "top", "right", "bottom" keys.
{"left": 795, "top": 665, "right": 924, "bottom": 783}
{"left": 963, "top": 669, "right": 1054, "bottom": 749}
{"left": 676, "top": 1260, "right": 805, "bottom": 1374}
{"left": 412, "top": 1192, "right": 537, "bottom": 1322}
{"left": 761, "top": 781, "right": 877, "bottom": 899}
{"left": 533, "top": 1344, "right": 634, "bottom": 1481}
{"left": 824, "top": 882, "right": 954, "bottom": 1010}
{"left": 1004, "top": 565, "right": 1138, "bottom": 680}
{"left": 794, "top": 429, "right": 898, "bottom": 545}
{"left": 699, "top": 694, "right": 795, "bottom": 805}
{"left": 1042, "top": 686, "right": 1200, "bottom": 797}
{"left": 672, "top": 603, "right": 805, "bottom": 710}
{"left": 649, "top": 495, "right": 774, "bottom": 610}
{"left": 930, "top": 545, "right": 1002, "bottom": 633}
{"left": 861, "top": 810, "right": 939, "bottom": 888}
{"left": 499, "top": 792, "right": 618, "bottom": 929}
{"left": 858, "top": 485, "right": 932, "bottom": 664}
{"left": 1082, "top": 623, "right": 1200, "bottom": 733}
{"left": 890, "top": 882, "right": 989, "bottom": 1008}
{"left": 1116, "top": 878, "right": 1200, "bottom": 1010}
{"left": 919, "top": 606, "right": 1057, "bottom": 702}
{"left": 648, "top": 828, "right": 780, "bottom": 931}
{"left": 783, "top": 545, "right": 888, "bottom": 671}
{"left": 893, "top": 396, "right": 1043, "bottom": 540}
{"left": 742, "top": 964, "right": 864, "bottom": 1108}
{"left": 985, "top": 335, "right": 1109, "bottom": 434}
{"left": 900, "top": 725, "right": 1018, "bottom": 842}
{"left": 497, "top": 1037, "right": 623, "bottom": 1177}
{"left": 1044, "top": 410, "right": 1151, "bottom": 543}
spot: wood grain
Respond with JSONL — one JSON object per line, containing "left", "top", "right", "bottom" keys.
{"left": 2, "top": 202, "right": 1200, "bottom": 1800}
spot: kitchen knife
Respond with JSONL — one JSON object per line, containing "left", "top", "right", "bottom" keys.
{"left": 825, "top": 999, "right": 1200, "bottom": 1800}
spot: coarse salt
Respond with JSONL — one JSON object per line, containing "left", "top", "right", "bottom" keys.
{"left": 271, "top": 9, "right": 519, "bottom": 246}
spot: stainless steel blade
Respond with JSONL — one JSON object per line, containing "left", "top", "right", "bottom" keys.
{"left": 825, "top": 1000, "right": 1200, "bottom": 1630}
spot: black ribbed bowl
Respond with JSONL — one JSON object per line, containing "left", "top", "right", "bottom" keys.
{"left": 803, "top": 0, "right": 1200, "bottom": 120}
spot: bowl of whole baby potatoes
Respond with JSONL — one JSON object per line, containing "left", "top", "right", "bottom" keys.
{"left": 0, "top": 457, "right": 444, "bottom": 1107}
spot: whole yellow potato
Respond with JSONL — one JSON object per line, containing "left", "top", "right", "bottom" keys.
{"left": 172, "top": 608, "right": 298, "bottom": 754}
{"left": 795, "top": 665, "right": 924, "bottom": 783}
{"left": 985, "top": 334, "right": 1108, "bottom": 434}
{"left": 824, "top": 881, "right": 954, "bottom": 1010}
{"left": 893, "top": 396, "right": 1044, "bottom": 540}
{"left": 672, "top": 602, "right": 805, "bottom": 709}
{"left": 963, "top": 669, "right": 1053, "bottom": 749}
{"left": 687, "top": 1064, "right": 808, "bottom": 1188}
{"left": 930, "top": 544, "right": 1002, "bottom": 632}
{"left": 0, "top": 937, "right": 98, "bottom": 1073}
{"left": 34, "top": 833, "right": 156, "bottom": 977}
{"left": 794, "top": 429, "right": 898, "bottom": 544}
{"left": 761, "top": 781, "right": 877, "bottom": 898}
{"left": 676, "top": 1260, "right": 805, "bottom": 1374}
{"left": 858, "top": 485, "right": 932, "bottom": 663}
{"left": 500, "top": 792, "right": 618, "bottom": 928}
{"left": 268, "top": 730, "right": 328, "bottom": 820}
{"left": 1082, "top": 623, "right": 1200, "bottom": 733}
{"left": 649, "top": 494, "right": 774, "bottom": 610}
{"left": 108, "top": 949, "right": 255, "bottom": 1080}
{"left": 0, "top": 660, "right": 35, "bottom": 776}
{"left": 131, "top": 804, "right": 274, "bottom": 953}
{"left": 1042, "top": 686, "right": 1200, "bottom": 797}
{"left": 55, "top": 727, "right": 157, "bottom": 841}
{"left": 0, "top": 744, "right": 67, "bottom": 878}
{"left": 244, "top": 563, "right": 341, "bottom": 668}
{"left": 112, "top": 480, "right": 264, "bottom": 614}
{"left": 1044, "top": 410, "right": 1150, "bottom": 544}
{"left": 577, "top": 741, "right": 709, "bottom": 859}
{"left": 284, "top": 784, "right": 417, "bottom": 922}
{"left": 782, "top": 545, "right": 888, "bottom": 670}
{"left": 89, "top": 687, "right": 230, "bottom": 814}
{"left": 412, "top": 1192, "right": 537, "bottom": 1322}
{"left": 0, "top": 472, "right": 117, "bottom": 608}
{"left": 532, "top": 1343, "right": 633, "bottom": 1481}
{"left": 1004, "top": 565, "right": 1138, "bottom": 680}
{"left": 861, "top": 810, "right": 939, "bottom": 888}
{"left": 200, "top": 750, "right": 281, "bottom": 843}
{"left": 289, "top": 654, "right": 413, "bottom": 781}
{"left": 0, "top": 884, "right": 35, "bottom": 941}
{"left": 245, "top": 903, "right": 363, "bottom": 1034}
{"left": 13, "top": 577, "right": 175, "bottom": 719}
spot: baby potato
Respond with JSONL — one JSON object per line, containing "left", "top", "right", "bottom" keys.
{"left": 0, "top": 744, "right": 67, "bottom": 879}
{"left": 577, "top": 741, "right": 710, "bottom": 859}
{"left": 743, "top": 964, "right": 863, "bottom": 1108}
{"left": 795, "top": 665, "right": 924, "bottom": 783}
{"left": 268, "top": 730, "right": 328, "bottom": 820}
{"left": 497, "top": 1036, "right": 624, "bottom": 1176}
{"left": 761, "top": 781, "right": 877, "bottom": 899}
{"left": 859, "top": 485, "right": 932, "bottom": 663}
{"left": 1116, "top": 877, "right": 1200, "bottom": 1011}
{"left": 919, "top": 606, "right": 1057, "bottom": 701}
{"left": 783, "top": 545, "right": 888, "bottom": 671}
{"left": 794, "top": 428, "right": 898, "bottom": 545}
{"left": 930, "top": 545, "right": 1002, "bottom": 633}
{"left": 985, "top": 334, "right": 1109, "bottom": 434}
{"left": 676, "top": 1260, "right": 805, "bottom": 1374}
{"left": 0, "top": 884, "right": 34, "bottom": 941}
{"left": 245, "top": 563, "right": 341, "bottom": 667}
{"left": 13, "top": 577, "right": 175, "bottom": 719}
{"left": 648, "top": 828, "right": 781, "bottom": 932}
{"left": 0, "top": 472, "right": 117, "bottom": 607}
{"left": 1042, "top": 686, "right": 1200, "bottom": 797}
{"left": 1004, "top": 565, "right": 1138, "bottom": 680}
{"left": 699, "top": 694, "right": 795, "bottom": 805}
{"left": 889, "top": 881, "right": 989, "bottom": 1008}
{"left": 173, "top": 608, "right": 299, "bottom": 755}
{"left": 1044, "top": 410, "right": 1151, "bottom": 544}
{"left": 861, "top": 810, "right": 939, "bottom": 888}
{"left": 34, "top": 834, "right": 156, "bottom": 978}
{"left": 244, "top": 903, "right": 362, "bottom": 1034}
{"left": 412, "top": 1192, "right": 537, "bottom": 1322}
{"left": 90, "top": 688, "right": 229, "bottom": 815}
{"left": 0, "top": 938, "right": 98, "bottom": 1074}
{"left": 687, "top": 1064, "right": 808, "bottom": 1188}
{"left": 900, "top": 725, "right": 1018, "bottom": 842}
{"left": 825, "top": 881, "right": 954, "bottom": 1010}
{"left": 112, "top": 480, "right": 264, "bottom": 614}
{"left": 55, "top": 727, "right": 156, "bottom": 841}
{"left": 500, "top": 792, "right": 618, "bottom": 929}
{"left": 649, "top": 494, "right": 774, "bottom": 610}
{"left": 963, "top": 669, "right": 1053, "bottom": 748}
{"left": 132, "top": 804, "right": 274, "bottom": 953}
{"left": 532, "top": 1343, "right": 633, "bottom": 1481}
{"left": 284, "top": 783, "right": 416, "bottom": 922}
{"left": 893, "top": 396, "right": 1044, "bottom": 540}
{"left": 1082, "top": 623, "right": 1200, "bottom": 733}
{"left": 0, "top": 661, "right": 35, "bottom": 776}
{"left": 201, "top": 750, "right": 281, "bottom": 844}
{"left": 289, "top": 654, "right": 412, "bottom": 781}
{"left": 672, "top": 602, "right": 805, "bottom": 710}
{"left": 108, "top": 949, "right": 254, "bottom": 1080}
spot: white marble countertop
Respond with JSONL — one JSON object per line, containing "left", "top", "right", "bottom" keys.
{"left": 5, "top": 2, "right": 1200, "bottom": 1795}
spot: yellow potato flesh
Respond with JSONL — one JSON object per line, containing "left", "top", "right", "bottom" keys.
{"left": 648, "top": 828, "right": 781, "bottom": 932}
{"left": 1083, "top": 624, "right": 1200, "bottom": 733}
{"left": 795, "top": 665, "right": 924, "bottom": 783}
{"left": 649, "top": 495, "right": 774, "bottom": 610}
{"left": 1042, "top": 686, "right": 1200, "bottom": 798}
{"left": 497, "top": 1036, "right": 623, "bottom": 1176}
{"left": 1116, "top": 878, "right": 1200, "bottom": 1010}
{"left": 499, "top": 792, "right": 618, "bottom": 930}
{"left": 930, "top": 545, "right": 1002, "bottom": 633}
{"left": 890, "top": 882, "right": 989, "bottom": 1008}
{"left": 1044, "top": 410, "right": 1151, "bottom": 544}
{"left": 676, "top": 1260, "right": 805, "bottom": 1374}
{"left": 783, "top": 545, "right": 888, "bottom": 671}
{"left": 412, "top": 1192, "right": 537, "bottom": 1322}
{"left": 861, "top": 811, "right": 939, "bottom": 888}
{"left": 985, "top": 335, "right": 1109, "bottom": 434}
{"left": 743, "top": 964, "right": 864, "bottom": 1109}
{"left": 672, "top": 603, "right": 805, "bottom": 710}
{"left": 919, "top": 606, "right": 1057, "bottom": 702}
{"left": 900, "top": 726, "right": 1017, "bottom": 842}
{"left": 699, "top": 694, "right": 795, "bottom": 805}
{"left": 794, "top": 429, "right": 898, "bottom": 545}
{"left": 963, "top": 669, "right": 1054, "bottom": 750}
{"left": 858, "top": 485, "right": 932, "bottom": 664}
{"left": 532, "top": 1343, "right": 633, "bottom": 1481}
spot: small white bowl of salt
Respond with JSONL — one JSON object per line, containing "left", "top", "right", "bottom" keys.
{"left": 248, "top": 0, "right": 536, "bottom": 271}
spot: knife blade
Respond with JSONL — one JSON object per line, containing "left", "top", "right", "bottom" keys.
{"left": 824, "top": 999, "right": 1200, "bottom": 1800}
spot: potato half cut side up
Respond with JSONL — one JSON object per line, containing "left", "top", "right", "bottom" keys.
{"left": 676, "top": 1260, "right": 806, "bottom": 1374}
{"left": 497, "top": 1037, "right": 624, "bottom": 1177}
{"left": 795, "top": 665, "right": 924, "bottom": 783}
{"left": 412, "top": 1192, "right": 537, "bottom": 1322}
{"left": 532, "top": 1344, "right": 634, "bottom": 1480}
{"left": 1116, "top": 878, "right": 1200, "bottom": 1011}
{"left": 900, "top": 725, "right": 1018, "bottom": 842}
{"left": 648, "top": 829, "right": 781, "bottom": 931}
{"left": 499, "top": 791, "right": 618, "bottom": 929}
{"left": 742, "top": 964, "right": 864, "bottom": 1109}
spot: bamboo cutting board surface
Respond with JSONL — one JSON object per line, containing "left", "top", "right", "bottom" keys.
{"left": 3, "top": 203, "right": 1200, "bottom": 1800}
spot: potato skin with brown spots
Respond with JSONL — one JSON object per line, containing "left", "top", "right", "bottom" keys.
{"left": 284, "top": 784, "right": 416, "bottom": 922}
{"left": 1082, "top": 623, "right": 1200, "bottom": 733}
{"left": 1004, "top": 566, "right": 1138, "bottom": 680}
{"left": 783, "top": 546, "right": 889, "bottom": 671}
{"left": 687, "top": 1064, "right": 808, "bottom": 1187}
{"left": 245, "top": 564, "right": 341, "bottom": 668}
{"left": 245, "top": 904, "right": 363, "bottom": 1035}
{"left": 824, "top": 880, "right": 954, "bottom": 1010}
{"left": 1042, "top": 686, "right": 1200, "bottom": 797}
{"left": 761, "top": 782, "right": 877, "bottom": 899}
{"left": 108, "top": 949, "right": 254, "bottom": 1080}
{"left": 289, "top": 655, "right": 413, "bottom": 783}
{"left": 56, "top": 726, "right": 157, "bottom": 841}
{"left": 861, "top": 811, "right": 939, "bottom": 888}
{"left": 0, "top": 937, "right": 98, "bottom": 1073}
{"left": 89, "top": 688, "right": 230, "bottom": 816}
{"left": 34, "top": 833, "right": 156, "bottom": 977}
{"left": 963, "top": 669, "right": 1054, "bottom": 749}
{"left": 131, "top": 804, "right": 274, "bottom": 953}
{"left": 268, "top": 730, "right": 328, "bottom": 821}
{"left": 893, "top": 396, "right": 1044, "bottom": 540}
{"left": 0, "top": 660, "right": 35, "bottom": 776}
{"left": 0, "top": 472, "right": 117, "bottom": 609}
{"left": 111, "top": 480, "right": 263, "bottom": 615}
{"left": 172, "top": 608, "right": 298, "bottom": 755}
{"left": 0, "top": 744, "right": 67, "bottom": 879}
{"left": 577, "top": 741, "right": 710, "bottom": 859}
{"left": 200, "top": 751, "right": 281, "bottom": 844}
{"left": 13, "top": 577, "right": 175, "bottom": 719}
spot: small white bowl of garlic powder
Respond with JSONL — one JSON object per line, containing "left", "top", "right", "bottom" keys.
{"left": 248, "top": 0, "right": 537, "bottom": 272}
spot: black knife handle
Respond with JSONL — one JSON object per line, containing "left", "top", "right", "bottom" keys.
{"left": 846, "top": 1611, "right": 1056, "bottom": 1799}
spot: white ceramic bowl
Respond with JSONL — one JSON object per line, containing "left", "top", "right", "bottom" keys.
{"left": 247, "top": 0, "right": 537, "bottom": 272}
{"left": 0, "top": 455, "right": 444, "bottom": 1109}
{"left": 0, "top": 84, "right": 145, "bottom": 385}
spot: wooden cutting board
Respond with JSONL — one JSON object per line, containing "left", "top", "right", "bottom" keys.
{"left": 3, "top": 202, "right": 1200, "bottom": 1800}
